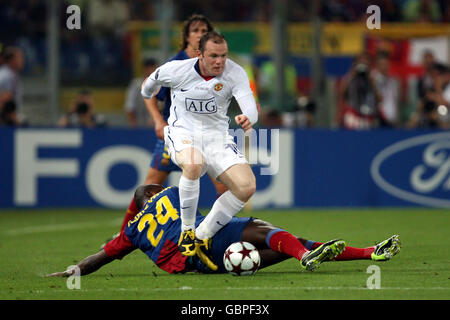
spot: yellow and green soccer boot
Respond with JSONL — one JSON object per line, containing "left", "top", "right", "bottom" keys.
{"left": 300, "top": 239, "right": 346, "bottom": 271}
{"left": 371, "top": 235, "right": 401, "bottom": 261}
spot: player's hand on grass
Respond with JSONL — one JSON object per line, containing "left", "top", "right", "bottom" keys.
{"left": 45, "top": 267, "right": 77, "bottom": 278}
{"left": 235, "top": 114, "right": 252, "bottom": 132}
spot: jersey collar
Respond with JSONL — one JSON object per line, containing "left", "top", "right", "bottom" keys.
{"left": 194, "top": 59, "right": 215, "bottom": 81}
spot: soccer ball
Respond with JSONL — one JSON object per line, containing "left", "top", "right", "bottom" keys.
{"left": 223, "top": 241, "right": 261, "bottom": 276}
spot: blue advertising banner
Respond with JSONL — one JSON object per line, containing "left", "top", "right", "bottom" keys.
{"left": 1, "top": 128, "right": 449, "bottom": 209}
{"left": 292, "top": 130, "right": 450, "bottom": 207}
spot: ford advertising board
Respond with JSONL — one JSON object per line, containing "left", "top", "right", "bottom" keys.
{"left": 1, "top": 128, "right": 448, "bottom": 209}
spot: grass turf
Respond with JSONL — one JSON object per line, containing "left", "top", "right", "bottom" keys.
{"left": 0, "top": 207, "right": 449, "bottom": 300}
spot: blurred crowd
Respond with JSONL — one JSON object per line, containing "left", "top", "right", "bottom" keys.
{"left": 253, "top": 48, "right": 449, "bottom": 130}
{"left": 177, "top": 0, "right": 450, "bottom": 23}
{"left": 1, "top": 0, "right": 449, "bottom": 40}
{"left": 336, "top": 50, "right": 450, "bottom": 130}
{"left": 0, "top": 0, "right": 449, "bottom": 129}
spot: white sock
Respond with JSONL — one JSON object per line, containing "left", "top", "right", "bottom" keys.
{"left": 196, "top": 191, "right": 246, "bottom": 239}
{"left": 179, "top": 175, "right": 200, "bottom": 232}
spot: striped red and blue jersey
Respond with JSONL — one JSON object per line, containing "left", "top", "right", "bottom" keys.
{"left": 124, "top": 186, "right": 205, "bottom": 273}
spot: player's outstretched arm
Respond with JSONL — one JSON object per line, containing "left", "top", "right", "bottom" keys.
{"left": 45, "top": 249, "right": 114, "bottom": 277}
{"left": 235, "top": 94, "right": 258, "bottom": 132}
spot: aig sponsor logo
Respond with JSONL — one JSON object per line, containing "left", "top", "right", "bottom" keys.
{"left": 185, "top": 97, "right": 217, "bottom": 114}
{"left": 370, "top": 132, "right": 450, "bottom": 208}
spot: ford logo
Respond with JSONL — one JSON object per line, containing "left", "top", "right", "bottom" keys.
{"left": 370, "top": 132, "right": 450, "bottom": 208}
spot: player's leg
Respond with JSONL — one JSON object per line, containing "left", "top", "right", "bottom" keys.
{"left": 175, "top": 147, "right": 205, "bottom": 256}
{"left": 175, "top": 147, "right": 205, "bottom": 231}
{"left": 241, "top": 219, "right": 309, "bottom": 265}
{"left": 195, "top": 163, "right": 255, "bottom": 241}
{"left": 209, "top": 174, "right": 227, "bottom": 198}
{"left": 255, "top": 234, "right": 400, "bottom": 264}
{"left": 241, "top": 219, "right": 372, "bottom": 263}
{"left": 193, "top": 138, "right": 253, "bottom": 268}
{"left": 217, "top": 163, "right": 255, "bottom": 202}
{"left": 298, "top": 238, "right": 374, "bottom": 261}
{"left": 299, "top": 235, "right": 401, "bottom": 261}
{"left": 257, "top": 249, "right": 291, "bottom": 269}
{"left": 245, "top": 224, "right": 388, "bottom": 264}
{"left": 240, "top": 219, "right": 292, "bottom": 269}
{"left": 241, "top": 219, "right": 345, "bottom": 271}
{"left": 163, "top": 127, "right": 207, "bottom": 256}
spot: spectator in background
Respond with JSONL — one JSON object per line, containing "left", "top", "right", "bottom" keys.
{"left": 417, "top": 50, "right": 436, "bottom": 101}
{"left": 338, "top": 52, "right": 382, "bottom": 130}
{"left": 372, "top": 51, "right": 401, "bottom": 127}
{"left": 407, "top": 63, "right": 449, "bottom": 128}
{"left": 0, "top": 46, "right": 26, "bottom": 126}
{"left": 402, "top": 0, "right": 442, "bottom": 22}
{"left": 58, "top": 89, "right": 106, "bottom": 128}
{"left": 124, "top": 57, "right": 157, "bottom": 128}
{"left": 406, "top": 50, "right": 436, "bottom": 127}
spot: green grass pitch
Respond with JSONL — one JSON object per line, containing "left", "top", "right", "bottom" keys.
{"left": 0, "top": 207, "right": 448, "bottom": 300}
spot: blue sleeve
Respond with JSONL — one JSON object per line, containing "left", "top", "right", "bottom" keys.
{"left": 155, "top": 86, "right": 169, "bottom": 102}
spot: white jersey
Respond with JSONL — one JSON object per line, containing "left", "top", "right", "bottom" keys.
{"left": 142, "top": 57, "right": 254, "bottom": 134}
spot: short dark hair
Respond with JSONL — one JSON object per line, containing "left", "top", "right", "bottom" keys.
{"left": 133, "top": 184, "right": 164, "bottom": 210}
{"left": 181, "top": 14, "right": 214, "bottom": 50}
{"left": 198, "top": 31, "right": 227, "bottom": 54}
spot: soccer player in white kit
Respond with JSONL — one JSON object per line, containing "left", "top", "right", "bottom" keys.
{"left": 141, "top": 31, "right": 258, "bottom": 270}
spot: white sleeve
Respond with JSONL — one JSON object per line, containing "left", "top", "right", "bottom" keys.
{"left": 141, "top": 62, "right": 173, "bottom": 99}
{"left": 231, "top": 64, "right": 254, "bottom": 100}
{"left": 236, "top": 94, "right": 258, "bottom": 125}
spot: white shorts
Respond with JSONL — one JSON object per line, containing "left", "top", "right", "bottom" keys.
{"left": 164, "top": 126, "right": 248, "bottom": 179}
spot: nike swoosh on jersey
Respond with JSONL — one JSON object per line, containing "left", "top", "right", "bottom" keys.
{"left": 181, "top": 88, "right": 188, "bottom": 92}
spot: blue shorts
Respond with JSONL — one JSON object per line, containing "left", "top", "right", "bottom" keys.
{"left": 186, "top": 217, "right": 253, "bottom": 274}
{"left": 150, "top": 139, "right": 181, "bottom": 172}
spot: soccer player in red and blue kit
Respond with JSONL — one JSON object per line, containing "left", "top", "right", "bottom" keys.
{"left": 47, "top": 185, "right": 401, "bottom": 278}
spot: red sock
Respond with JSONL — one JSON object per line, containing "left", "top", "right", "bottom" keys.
{"left": 120, "top": 198, "right": 140, "bottom": 231}
{"left": 311, "top": 242, "right": 374, "bottom": 260}
{"left": 268, "top": 231, "right": 309, "bottom": 261}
